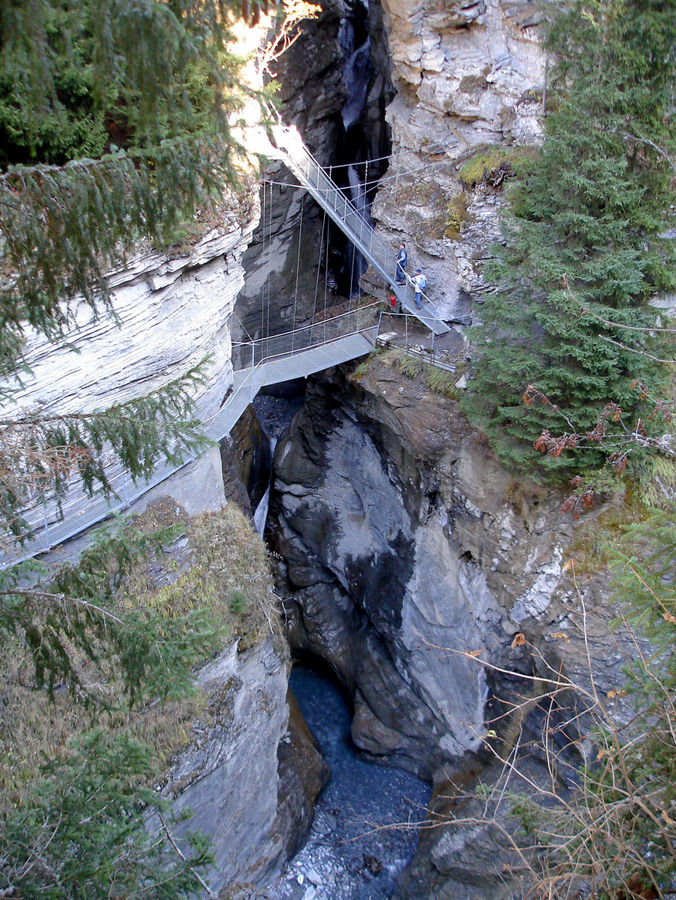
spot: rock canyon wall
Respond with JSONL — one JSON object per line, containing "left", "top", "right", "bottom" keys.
{"left": 4, "top": 1, "right": 639, "bottom": 895}
{"left": 371, "top": 0, "right": 546, "bottom": 316}
{"left": 267, "top": 352, "right": 634, "bottom": 896}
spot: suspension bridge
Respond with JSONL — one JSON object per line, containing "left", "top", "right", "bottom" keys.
{"left": 5, "top": 127, "right": 458, "bottom": 563}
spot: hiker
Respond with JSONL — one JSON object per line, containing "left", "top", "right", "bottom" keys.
{"left": 395, "top": 243, "right": 407, "bottom": 284}
{"left": 412, "top": 268, "right": 427, "bottom": 309}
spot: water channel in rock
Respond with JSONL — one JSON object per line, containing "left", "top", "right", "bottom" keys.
{"left": 268, "top": 663, "right": 431, "bottom": 898}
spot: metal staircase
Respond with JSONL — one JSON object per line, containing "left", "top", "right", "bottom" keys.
{"left": 267, "top": 125, "right": 451, "bottom": 336}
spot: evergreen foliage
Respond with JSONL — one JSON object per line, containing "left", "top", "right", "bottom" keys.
{"left": 0, "top": 4, "right": 291, "bottom": 893}
{"left": 0, "top": 728, "right": 213, "bottom": 897}
{"left": 0, "top": 361, "right": 212, "bottom": 540}
{"left": 464, "top": 0, "right": 676, "bottom": 479}
{"left": 0, "top": 0, "right": 268, "bottom": 543}
{"left": 0, "top": 0, "right": 252, "bottom": 380}
{"left": 0, "top": 517, "right": 221, "bottom": 705}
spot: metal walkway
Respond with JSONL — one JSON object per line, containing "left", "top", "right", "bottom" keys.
{"left": 5, "top": 310, "right": 377, "bottom": 563}
{"left": 3, "top": 122, "right": 460, "bottom": 562}
{"left": 266, "top": 126, "right": 451, "bottom": 336}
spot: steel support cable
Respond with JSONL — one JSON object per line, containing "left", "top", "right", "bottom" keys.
{"left": 323, "top": 167, "right": 332, "bottom": 342}
{"left": 266, "top": 178, "right": 273, "bottom": 340}
{"left": 291, "top": 189, "right": 303, "bottom": 352}
{"left": 261, "top": 179, "right": 267, "bottom": 344}
{"left": 262, "top": 153, "right": 449, "bottom": 194}
{"left": 312, "top": 205, "right": 327, "bottom": 325}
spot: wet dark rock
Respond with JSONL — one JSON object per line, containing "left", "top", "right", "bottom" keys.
{"left": 265, "top": 353, "right": 636, "bottom": 895}
{"left": 272, "top": 690, "right": 331, "bottom": 862}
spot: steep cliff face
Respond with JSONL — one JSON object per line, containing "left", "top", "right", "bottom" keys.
{"left": 123, "top": 502, "right": 327, "bottom": 894}
{"left": 268, "top": 358, "right": 556, "bottom": 775}
{"left": 371, "top": 0, "right": 545, "bottom": 313}
{"left": 234, "top": 0, "right": 395, "bottom": 341}
{"left": 3, "top": 192, "right": 259, "bottom": 549}
{"left": 159, "top": 636, "right": 327, "bottom": 892}
{"left": 266, "top": 352, "right": 635, "bottom": 892}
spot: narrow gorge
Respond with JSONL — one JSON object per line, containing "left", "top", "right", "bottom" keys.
{"left": 1, "top": 0, "right": 671, "bottom": 898}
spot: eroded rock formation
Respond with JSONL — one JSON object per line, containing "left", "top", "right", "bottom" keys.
{"left": 266, "top": 353, "right": 634, "bottom": 894}
{"left": 370, "top": 0, "right": 546, "bottom": 316}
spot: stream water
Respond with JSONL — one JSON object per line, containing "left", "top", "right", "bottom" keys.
{"left": 268, "top": 664, "right": 430, "bottom": 899}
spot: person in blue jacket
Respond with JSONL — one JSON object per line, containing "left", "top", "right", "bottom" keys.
{"left": 395, "top": 243, "right": 407, "bottom": 284}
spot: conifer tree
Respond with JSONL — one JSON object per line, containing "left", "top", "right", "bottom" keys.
{"left": 0, "top": 0, "right": 257, "bottom": 539}
{"left": 464, "top": 0, "right": 676, "bottom": 479}
{"left": 0, "top": 3, "right": 290, "bottom": 892}
{"left": 0, "top": 729, "right": 215, "bottom": 897}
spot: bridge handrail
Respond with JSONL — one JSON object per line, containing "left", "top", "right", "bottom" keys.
{"left": 270, "top": 127, "right": 441, "bottom": 312}
{"left": 280, "top": 137, "right": 402, "bottom": 267}
{"left": 231, "top": 301, "right": 379, "bottom": 349}
{"left": 232, "top": 302, "right": 380, "bottom": 369}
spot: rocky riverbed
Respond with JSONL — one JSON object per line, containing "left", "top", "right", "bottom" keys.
{"left": 267, "top": 663, "right": 430, "bottom": 899}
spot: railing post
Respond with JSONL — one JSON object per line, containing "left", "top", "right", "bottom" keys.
{"left": 405, "top": 313, "right": 408, "bottom": 348}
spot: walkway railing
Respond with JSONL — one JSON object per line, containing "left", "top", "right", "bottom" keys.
{"left": 3, "top": 311, "right": 379, "bottom": 565}
{"left": 375, "top": 310, "right": 457, "bottom": 373}
{"left": 269, "top": 126, "right": 450, "bottom": 337}
{"left": 232, "top": 302, "right": 380, "bottom": 370}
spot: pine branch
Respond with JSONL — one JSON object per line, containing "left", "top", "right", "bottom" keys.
{"left": 0, "top": 137, "right": 241, "bottom": 375}
{"left": 597, "top": 334, "right": 676, "bottom": 365}
{"left": 157, "top": 812, "right": 218, "bottom": 899}
{"left": 0, "top": 730, "right": 215, "bottom": 896}
{"left": 0, "top": 517, "right": 221, "bottom": 705}
{"left": 0, "top": 358, "right": 213, "bottom": 542}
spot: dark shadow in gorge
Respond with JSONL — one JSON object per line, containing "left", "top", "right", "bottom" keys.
{"left": 271, "top": 652, "right": 431, "bottom": 898}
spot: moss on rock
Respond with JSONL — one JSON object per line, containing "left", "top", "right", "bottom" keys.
{"left": 0, "top": 500, "right": 278, "bottom": 807}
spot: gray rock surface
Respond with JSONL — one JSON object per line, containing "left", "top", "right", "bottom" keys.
{"left": 160, "top": 638, "right": 292, "bottom": 890}
{"left": 367, "top": 0, "right": 546, "bottom": 318}
{"left": 1, "top": 203, "right": 259, "bottom": 551}
{"left": 152, "top": 612, "right": 326, "bottom": 895}
{"left": 267, "top": 354, "right": 637, "bottom": 895}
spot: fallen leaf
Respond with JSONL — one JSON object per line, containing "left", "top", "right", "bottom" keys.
{"left": 550, "top": 631, "right": 570, "bottom": 642}
{"left": 467, "top": 649, "right": 483, "bottom": 658}
{"left": 511, "top": 633, "right": 526, "bottom": 648}
{"left": 563, "top": 558, "right": 576, "bottom": 573}
{"left": 662, "top": 612, "right": 676, "bottom": 624}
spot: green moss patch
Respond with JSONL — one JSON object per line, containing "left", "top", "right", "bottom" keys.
{"left": 445, "top": 193, "right": 470, "bottom": 239}
{"left": 458, "top": 144, "right": 536, "bottom": 188}
{"left": 0, "top": 501, "right": 278, "bottom": 808}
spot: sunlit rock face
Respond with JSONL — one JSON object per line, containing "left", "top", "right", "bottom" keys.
{"left": 1, "top": 197, "right": 259, "bottom": 551}
{"left": 370, "top": 0, "right": 546, "bottom": 316}
{"left": 157, "top": 635, "right": 327, "bottom": 893}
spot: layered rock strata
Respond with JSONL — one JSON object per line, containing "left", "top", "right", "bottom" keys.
{"left": 2, "top": 193, "right": 259, "bottom": 554}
